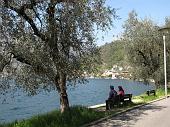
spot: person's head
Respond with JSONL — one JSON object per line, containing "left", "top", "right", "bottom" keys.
{"left": 118, "top": 86, "right": 123, "bottom": 91}
{"left": 110, "top": 85, "right": 114, "bottom": 90}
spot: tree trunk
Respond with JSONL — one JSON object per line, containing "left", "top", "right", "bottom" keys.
{"left": 60, "top": 93, "right": 69, "bottom": 113}
{"left": 154, "top": 78, "right": 161, "bottom": 89}
{"left": 55, "top": 73, "right": 69, "bottom": 113}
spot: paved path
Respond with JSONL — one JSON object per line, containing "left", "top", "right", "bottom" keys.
{"left": 89, "top": 97, "right": 170, "bottom": 127}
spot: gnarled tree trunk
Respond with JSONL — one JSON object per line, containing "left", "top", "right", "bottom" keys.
{"left": 55, "top": 73, "right": 69, "bottom": 113}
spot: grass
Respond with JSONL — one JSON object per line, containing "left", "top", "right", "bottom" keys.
{"left": 133, "top": 87, "right": 170, "bottom": 103}
{"left": 2, "top": 105, "right": 137, "bottom": 127}
{"left": 0, "top": 106, "right": 106, "bottom": 127}
{"left": 1, "top": 87, "right": 170, "bottom": 127}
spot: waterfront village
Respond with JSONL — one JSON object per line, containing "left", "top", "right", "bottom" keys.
{"left": 86, "top": 65, "right": 133, "bottom": 80}
{"left": 89, "top": 65, "right": 157, "bottom": 84}
{"left": 101, "top": 65, "right": 132, "bottom": 79}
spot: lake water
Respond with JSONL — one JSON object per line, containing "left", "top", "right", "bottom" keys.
{"left": 0, "top": 79, "right": 154, "bottom": 123}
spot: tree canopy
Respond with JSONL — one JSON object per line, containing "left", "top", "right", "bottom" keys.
{"left": 0, "top": 0, "right": 116, "bottom": 112}
{"left": 123, "top": 11, "right": 170, "bottom": 86}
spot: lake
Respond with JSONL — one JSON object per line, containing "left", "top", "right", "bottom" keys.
{"left": 0, "top": 79, "right": 154, "bottom": 123}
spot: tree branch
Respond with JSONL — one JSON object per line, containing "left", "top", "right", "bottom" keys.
{"left": 136, "top": 49, "right": 149, "bottom": 67}
{"left": 3, "top": 0, "right": 48, "bottom": 42}
{"left": 11, "top": 52, "right": 32, "bottom": 65}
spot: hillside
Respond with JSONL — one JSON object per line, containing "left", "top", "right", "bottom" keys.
{"left": 99, "top": 40, "right": 128, "bottom": 70}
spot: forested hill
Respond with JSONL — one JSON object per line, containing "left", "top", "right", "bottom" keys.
{"left": 99, "top": 40, "right": 127, "bottom": 70}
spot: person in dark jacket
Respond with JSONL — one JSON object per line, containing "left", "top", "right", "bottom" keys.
{"left": 106, "top": 85, "right": 117, "bottom": 110}
{"left": 108, "top": 85, "right": 117, "bottom": 99}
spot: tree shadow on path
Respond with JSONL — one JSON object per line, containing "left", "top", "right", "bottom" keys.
{"left": 90, "top": 103, "right": 167, "bottom": 127}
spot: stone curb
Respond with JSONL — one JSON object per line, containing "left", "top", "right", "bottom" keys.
{"left": 81, "top": 96, "right": 169, "bottom": 127}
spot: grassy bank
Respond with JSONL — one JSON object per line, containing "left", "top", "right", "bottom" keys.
{"left": 1, "top": 88, "right": 170, "bottom": 127}
{"left": 0, "top": 106, "right": 106, "bottom": 127}
{"left": 133, "top": 88, "right": 170, "bottom": 103}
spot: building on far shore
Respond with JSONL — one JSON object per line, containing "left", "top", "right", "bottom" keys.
{"left": 101, "top": 65, "right": 132, "bottom": 79}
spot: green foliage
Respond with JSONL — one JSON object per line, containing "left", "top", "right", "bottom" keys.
{"left": 123, "top": 10, "right": 170, "bottom": 86}
{"left": 133, "top": 87, "right": 170, "bottom": 103}
{"left": 0, "top": 106, "right": 105, "bottom": 127}
{"left": 0, "top": 0, "right": 116, "bottom": 83}
{"left": 0, "top": 0, "right": 117, "bottom": 110}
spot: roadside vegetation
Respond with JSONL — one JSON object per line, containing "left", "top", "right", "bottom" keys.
{"left": 1, "top": 88, "right": 170, "bottom": 127}
{"left": 0, "top": 106, "right": 105, "bottom": 127}
{"left": 133, "top": 88, "right": 170, "bottom": 103}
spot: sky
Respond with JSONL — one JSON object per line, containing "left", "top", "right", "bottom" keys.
{"left": 96, "top": 0, "right": 170, "bottom": 46}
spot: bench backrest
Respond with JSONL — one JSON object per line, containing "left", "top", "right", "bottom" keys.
{"left": 115, "top": 94, "right": 132, "bottom": 100}
{"left": 123, "top": 94, "right": 132, "bottom": 99}
{"left": 146, "top": 90, "right": 156, "bottom": 96}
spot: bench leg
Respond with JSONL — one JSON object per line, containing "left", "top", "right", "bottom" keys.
{"left": 129, "top": 98, "right": 132, "bottom": 102}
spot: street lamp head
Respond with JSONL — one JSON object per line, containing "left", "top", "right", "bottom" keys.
{"left": 158, "top": 27, "right": 170, "bottom": 35}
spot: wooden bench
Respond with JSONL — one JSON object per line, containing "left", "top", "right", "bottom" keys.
{"left": 106, "top": 94, "right": 132, "bottom": 110}
{"left": 146, "top": 90, "right": 156, "bottom": 96}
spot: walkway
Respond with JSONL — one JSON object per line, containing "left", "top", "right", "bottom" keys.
{"left": 89, "top": 97, "right": 170, "bottom": 127}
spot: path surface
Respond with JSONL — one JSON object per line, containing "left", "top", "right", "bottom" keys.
{"left": 89, "top": 97, "right": 170, "bottom": 127}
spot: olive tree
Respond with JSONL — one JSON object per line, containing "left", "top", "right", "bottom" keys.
{"left": 122, "top": 10, "right": 169, "bottom": 87}
{"left": 0, "top": 0, "right": 116, "bottom": 112}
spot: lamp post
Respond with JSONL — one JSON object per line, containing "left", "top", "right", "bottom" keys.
{"left": 158, "top": 27, "right": 170, "bottom": 98}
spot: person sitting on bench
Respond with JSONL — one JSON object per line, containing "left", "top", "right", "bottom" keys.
{"left": 106, "top": 85, "right": 117, "bottom": 110}
{"left": 108, "top": 85, "right": 117, "bottom": 99}
{"left": 118, "top": 86, "right": 125, "bottom": 102}
{"left": 118, "top": 86, "right": 125, "bottom": 96}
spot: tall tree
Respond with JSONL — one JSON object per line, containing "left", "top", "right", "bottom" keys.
{"left": 122, "top": 10, "right": 170, "bottom": 87}
{"left": 0, "top": 0, "right": 116, "bottom": 112}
